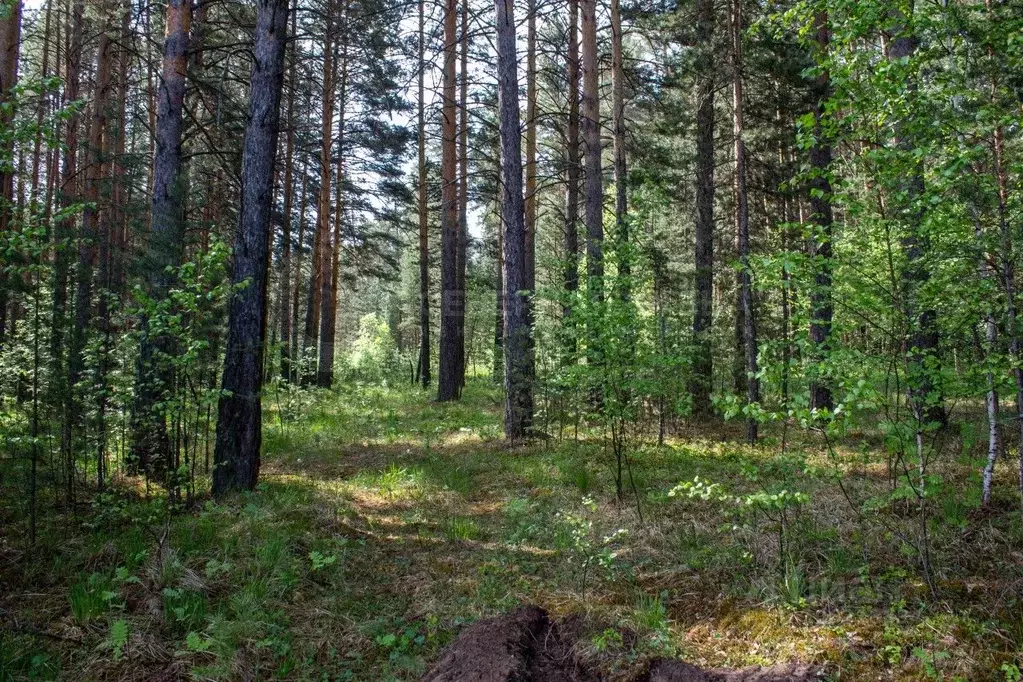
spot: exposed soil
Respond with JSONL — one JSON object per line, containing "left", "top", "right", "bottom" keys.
{"left": 422, "top": 607, "right": 823, "bottom": 682}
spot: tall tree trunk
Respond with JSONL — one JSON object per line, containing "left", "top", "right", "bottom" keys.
{"left": 56, "top": 0, "right": 83, "bottom": 504}
{"left": 808, "top": 10, "right": 833, "bottom": 412}
{"left": 455, "top": 0, "right": 469, "bottom": 387}
{"left": 318, "top": 26, "right": 348, "bottom": 389}
{"left": 524, "top": 0, "right": 537, "bottom": 294}
{"left": 563, "top": 0, "right": 580, "bottom": 359}
{"left": 438, "top": 0, "right": 461, "bottom": 401}
{"left": 731, "top": 0, "right": 757, "bottom": 444}
{"left": 984, "top": 0, "right": 1023, "bottom": 505}
{"left": 417, "top": 0, "right": 431, "bottom": 387}
{"left": 29, "top": 0, "right": 53, "bottom": 210}
{"left": 110, "top": 3, "right": 130, "bottom": 296}
{"left": 496, "top": 0, "right": 532, "bottom": 439}
{"left": 0, "top": 0, "right": 23, "bottom": 343}
{"left": 493, "top": 200, "right": 504, "bottom": 382}
{"left": 95, "top": 13, "right": 119, "bottom": 489}
{"left": 580, "top": 0, "right": 603, "bottom": 379}
{"left": 304, "top": 6, "right": 335, "bottom": 384}
{"left": 610, "top": 0, "right": 628, "bottom": 294}
{"left": 975, "top": 207, "right": 1000, "bottom": 507}
{"left": 213, "top": 0, "right": 289, "bottom": 496}
{"left": 776, "top": 115, "right": 793, "bottom": 405}
{"left": 67, "top": 17, "right": 113, "bottom": 481}
{"left": 279, "top": 0, "right": 297, "bottom": 382}
{"left": 133, "top": 0, "right": 191, "bottom": 477}
{"left": 291, "top": 141, "right": 310, "bottom": 381}
{"left": 690, "top": 0, "right": 715, "bottom": 415}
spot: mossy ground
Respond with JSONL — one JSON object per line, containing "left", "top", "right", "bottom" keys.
{"left": 2, "top": 381, "right": 1021, "bottom": 681}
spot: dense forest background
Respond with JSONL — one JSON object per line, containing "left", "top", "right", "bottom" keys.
{"left": 2, "top": 0, "right": 1023, "bottom": 678}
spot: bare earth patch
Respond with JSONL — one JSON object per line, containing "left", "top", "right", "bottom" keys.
{"left": 422, "top": 606, "right": 824, "bottom": 682}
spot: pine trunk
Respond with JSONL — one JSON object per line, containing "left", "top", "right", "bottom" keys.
{"left": 438, "top": 0, "right": 461, "bottom": 401}
{"left": 304, "top": 8, "right": 336, "bottom": 384}
{"left": 213, "top": 0, "right": 289, "bottom": 496}
{"left": 455, "top": 0, "right": 469, "bottom": 387}
{"left": 690, "top": 0, "right": 715, "bottom": 415}
{"left": 133, "top": 0, "right": 191, "bottom": 477}
{"left": 524, "top": 0, "right": 537, "bottom": 294}
{"left": 731, "top": 0, "right": 757, "bottom": 444}
{"left": 580, "top": 0, "right": 603, "bottom": 381}
{"left": 279, "top": 0, "right": 297, "bottom": 382}
{"left": 318, "top": 29, "right": 349, "bottom": 389}
{"left": 808, "top": 10, "right": 833, "bottom": 412}
{"left": 0, "top": 0, "right": 23, "bottom": 343}
{"left": 563, "top": 0, "right": 580, "bottom": 359}
{"left": 610, "top": 0, "right": 627, "bottom": 292}
{"left": 496, "top": 0, "right": 532, "bottom": 439}
{"left": 417, "top": 0, "right": 431, "bottom": 387}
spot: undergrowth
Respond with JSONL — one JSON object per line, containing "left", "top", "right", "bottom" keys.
{"left": 1, "top": 381, "right": 1022, "bottom": 680}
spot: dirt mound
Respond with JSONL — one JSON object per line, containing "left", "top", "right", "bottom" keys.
{"left": 422, "top": 606, "right": 822, "bottom": 682}
{"left": 421, "top": 605, "right": 588, "bottom": 681}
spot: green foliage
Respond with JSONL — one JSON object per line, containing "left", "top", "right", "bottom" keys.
{"left": 105, "top": 619, "right": 130, "bottom": 661}
{"left": 557, "top": 496, "right": 629, "bottom": 591}
{"left": 345, "top": 313, "right": 404, "bottom": 384}
{"left": 68, "top": 573, "right": 117, "bottom": 624}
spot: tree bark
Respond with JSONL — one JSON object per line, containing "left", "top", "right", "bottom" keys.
{"left": 318, "top": 22, "right": 349, "bottom": 389}
{"left": 279, "top": 0, "right": 297, "bottom": 382}
{"left": 291, "top": 132, "right": 310, "bottom": 381}
{"left": 455, "top": 0, "right": 469, "bottom": 387}
{"left": 808, "top": 10, "right": 833, "bottom": 412}
{"left": 67, "top": 16, "right": 113, "bottom": 476}
{"left": 56, "top": 0, "right": 83, "bottom": 504}
{"left": 731, "top": 0, "right": 757, "bottom": 444}
{"left": 438, "top": 0, "right": 461, "bottom": 401}
{"left": 0, "top": 0, "right": 23, "bottom": 343}
{"left": 580, "top": 0, "right": 603, "bottom": 378}
{"left": 689, "top": 0, "right": 715, "bottom": 416}
{"left": 133, "top": 0, "right": 191, "bottom": 477}
{"left": 563, "top": 0, "right": 580, "bottom": 359}
{"left": 304, "top": 3, "right": 336, "bottom": 385}
{"left": 987, "top": 31, "right": 1023, "bottom": 507}
{"left": 417, "top": 0, "right": 431, "bottom": 387}
{"left": 213, "top": 0, "right": 289, "bottom": 496}
{"left": 496, "top": 0, "right": 532, "bottom": 439}
{"left": 610, "top": 0, "right": 628, "bottom": 292}
{"left": 524, "top": 0, "right": 537, "bottom": 295}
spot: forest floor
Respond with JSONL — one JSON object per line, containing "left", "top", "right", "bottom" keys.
{"left": 2, "top": 381, "right": 1022, "bottom": 681}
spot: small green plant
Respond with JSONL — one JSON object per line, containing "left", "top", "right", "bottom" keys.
{"left": 185, "top": 631, "right": 214, "bottom": 653}
{"left": 445, "top": 516, "right": 481, "bottom": 541}
{"left": 669, "top": 475, "right": 810, "bottom": 577}
{"left": 309, "top": 550, "right": 338, "bottom": 572}
{"left": 557, "top": 496, "right": 628, "bottom": 592}
{"left": 912, "top": 646, "right": 950, "bottom": 680}
{"left": 633, "top": 591, "right": 674, "bottom": 653}
{"left": 591, "top": 628, "right": 624, "bottom": 652}
{"left": 373, "top": 623, "right": 428, "bottom": 673}
{"left": 779, "top": 557, "right": 807, "bottom": 610}
{"left": 106, "top": 619, "right": 130, "bottom": 661}
{"left": 635, "top": 591, "right": 668, "bottom": 631}
{"left": 69, "top": 574, "right": 117, "bottom": 624}
{"left": 1002, "top": 662, "right": 1022, "bottom": 682}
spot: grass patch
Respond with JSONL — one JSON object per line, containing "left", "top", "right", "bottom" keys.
{"left": 1, "top": 381, "right": 1021, "bottom": 680}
